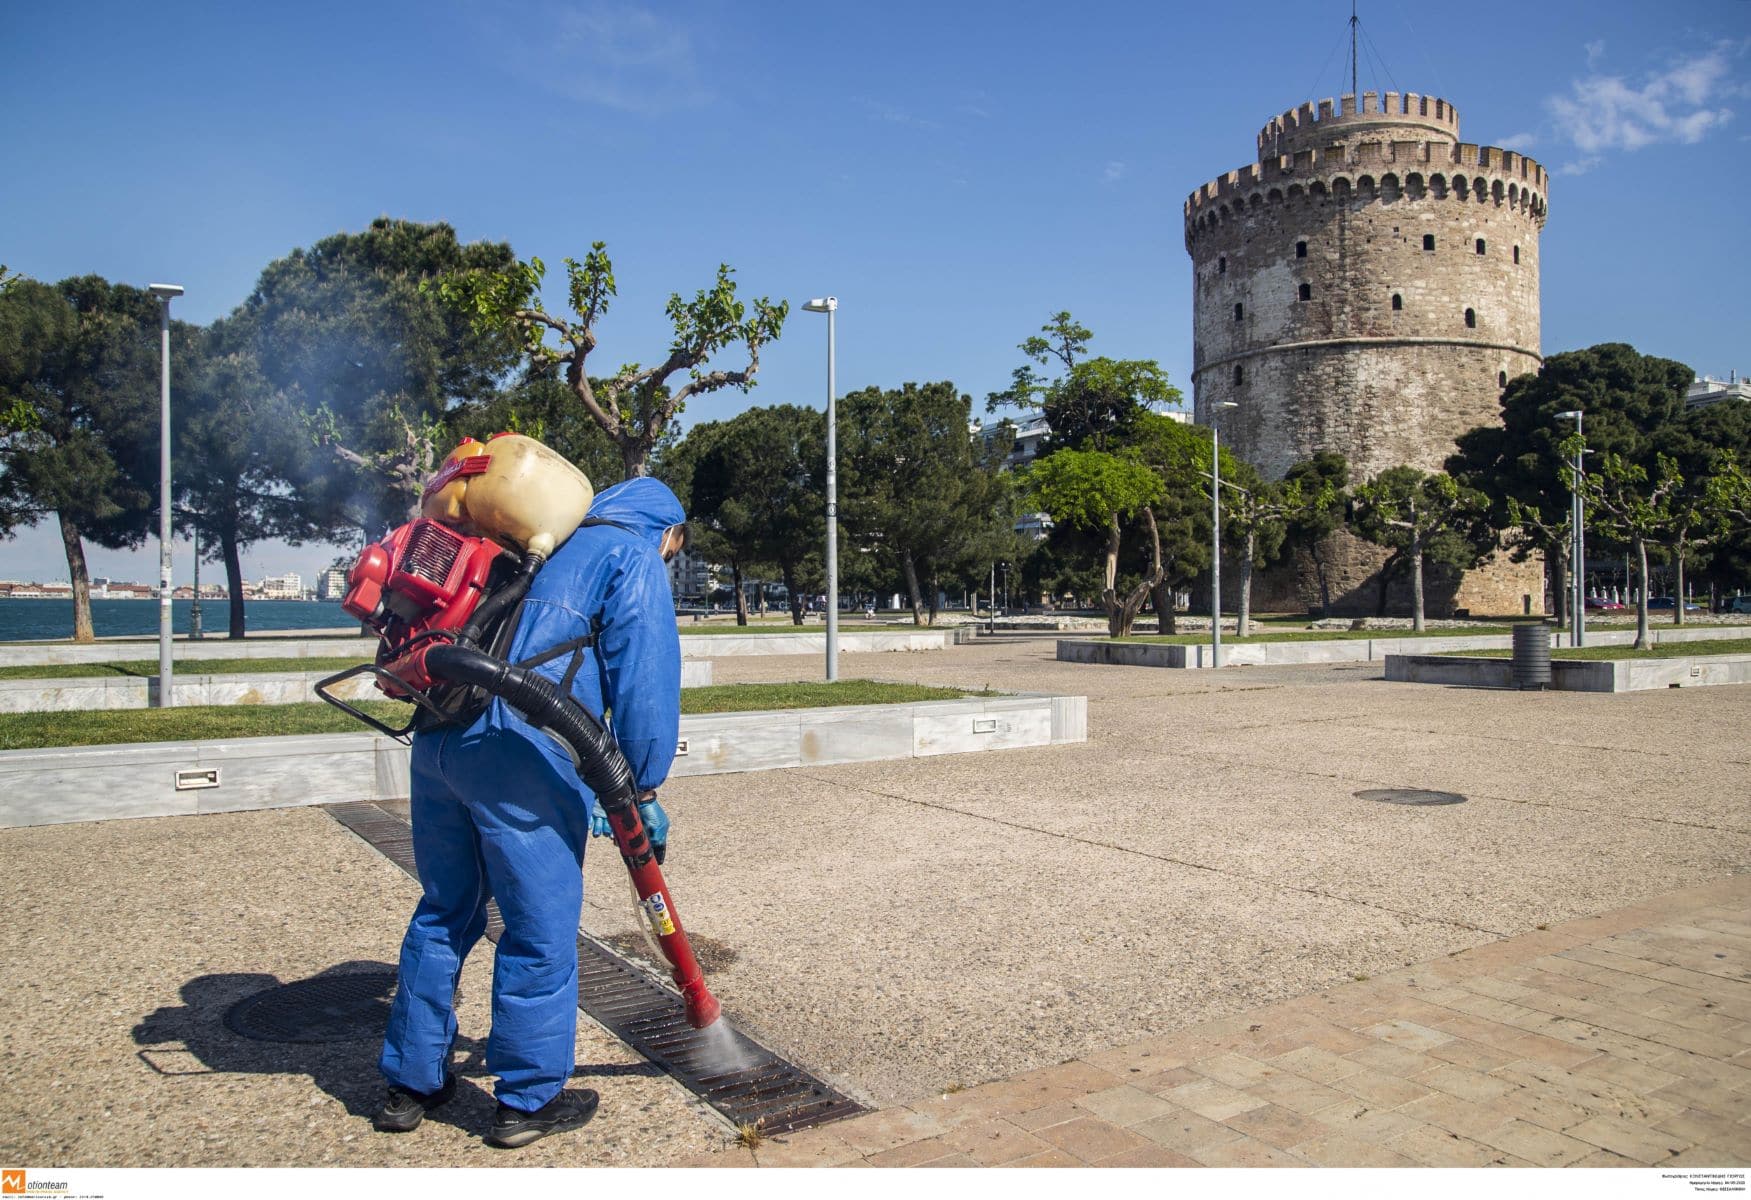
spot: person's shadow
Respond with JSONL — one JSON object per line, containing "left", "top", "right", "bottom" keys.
{"left": 133, "top": 961, "right": 660, "bottom": 1141}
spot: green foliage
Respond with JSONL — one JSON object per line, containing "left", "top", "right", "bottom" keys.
{"left": 840, "top": 381, "right": 1019, "bottom": 623}
{"left": 1028, "top": 448, "right": 1161, "bottom": 533}
{"left": 436, "top": 243, "right": 787, "bottom": 478}
{"left": 678, "top": 405, "right": 826, "bottom": 625}
{"left": 1352, "top": 466, "right": 1494, "bottom": 627}
{"left": 243, "top": 218, "right": 522, "bottom": 531}
{"left": 0, "top": 275, "right": 163, "bottom": 639}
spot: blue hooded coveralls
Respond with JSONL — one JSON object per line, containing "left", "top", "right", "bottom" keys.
{"left": 379, "top": 476, "right": 685, "bottom": 1112}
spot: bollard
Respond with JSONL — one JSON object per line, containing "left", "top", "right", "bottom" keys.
{"left": 1511, "top": 622, "right": 1552, "bottom": 690}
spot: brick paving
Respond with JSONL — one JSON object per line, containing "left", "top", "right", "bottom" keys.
{"left": 680, "top": 873, "right": 1751, "bottom": 1168}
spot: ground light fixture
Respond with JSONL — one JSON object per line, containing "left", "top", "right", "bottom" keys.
{"left": 148, "top": 283, "right": 184, "bottom": 705}
{"left": 1210, "top": 401, "right": 1239, "bottom": 667}
{"left": 802, "top": 297, "right": 839, "bottom": 681}
{"left": 1556, "top": 409, "right": 1585, "bottom": 647}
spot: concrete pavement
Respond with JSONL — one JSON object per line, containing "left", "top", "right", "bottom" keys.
{"left": 1, "top": 635, "right": 1746, "bottom": 1166}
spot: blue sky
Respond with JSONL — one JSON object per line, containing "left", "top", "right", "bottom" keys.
{"left": 3, "top": 0, "right": 1748, "bottom": 583}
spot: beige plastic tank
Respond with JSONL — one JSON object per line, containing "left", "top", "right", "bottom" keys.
{"left": 423, "top": 433, "right": 594, "bottom": 559}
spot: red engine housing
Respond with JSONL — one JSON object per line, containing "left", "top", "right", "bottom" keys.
{"left": 341, "top": 519, "right": 504, "bottom": 695}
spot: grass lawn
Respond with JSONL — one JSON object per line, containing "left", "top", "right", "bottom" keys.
{"left": 0, "top": 680, "right": 983, "bottom": 750}
{"left": 1113, "top": 625, "right": 1513, "bottom": 645}
{"left": 0, "top": 657, "right": 374, "bottom": 681}
{"left": 1442, "top": 637, "right": 1751, "bottom": 662}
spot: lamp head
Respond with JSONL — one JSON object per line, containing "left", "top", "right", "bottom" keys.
{"left": 1215, "top": 401, "right": 1239, "bottom": 411}
{"left": 147, "top": 283, "right": 185, "bottom": 300}
{"left": 1555, "top": 410, "right": 1582, "bottom": 421}
{"left": 802, "top": 297, "right": 838, "bottom": 313}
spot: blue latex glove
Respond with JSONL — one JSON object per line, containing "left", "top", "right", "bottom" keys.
{"left": 588, "top": 795, "right": 671, "bottom": 863}
{"left": 639, "top": 796, "right": 670, "bottom": 863}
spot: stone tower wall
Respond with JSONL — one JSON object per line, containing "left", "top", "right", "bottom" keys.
{"left": 1184, "top": 91, "right": 1549, "bottom": 616}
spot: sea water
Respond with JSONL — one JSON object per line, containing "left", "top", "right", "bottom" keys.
{"left": 0, "top": 599, "right": 353, "bottom": 642}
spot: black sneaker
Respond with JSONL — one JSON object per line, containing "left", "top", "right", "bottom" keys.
{"left": 487, "top": 1088, "right": 600, "bottom": 1149}
{"left": 372, "top": 1074, "right": 457, "bottom": 1133}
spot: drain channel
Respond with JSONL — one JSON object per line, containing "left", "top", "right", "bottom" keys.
{"left": 328, "top": 801, "right": 864, "bottom": 1134}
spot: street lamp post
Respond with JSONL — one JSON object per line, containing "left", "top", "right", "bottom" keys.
{"left": 149, "top": 284, "right": 184, "bottom": 706}
{"left": 1556, "top": 410, "right": 1585, "bottom": 647}
{"left": 1210, "top": 401, "right": 1239, "bottom": 667}
{"left": 802, "top": 297, "right": 839, "bottom": 682}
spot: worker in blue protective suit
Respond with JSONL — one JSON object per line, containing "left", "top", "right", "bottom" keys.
{"left": 374, "top": 475, "right": 687, "bottom": 1149}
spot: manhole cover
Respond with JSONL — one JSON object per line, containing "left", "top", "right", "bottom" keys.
{"left": 1355, "top": 788, "right": 1468, "bottom": 806}
{"left": 225, "top": 971, "right": 400, "bottom": 1043}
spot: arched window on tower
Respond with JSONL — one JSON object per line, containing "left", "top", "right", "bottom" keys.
{"left": 1513, "top": 245, "right": 1520, "bottom": 264}
{"left": 1234, "top": 302, "right": 1243, "bottom": 321}
{"left": 1296, "top": 241, "right": 1307, "bottom": 258}
{"left": 1218, "top": 255, "right": 1227, "bottom": 275}
{"left": 1476, "top": 238, "right": 1487, "bottom": 255}
{"left": 1498, "top": 371, "right": 1508, "bottom": 387}
{"left": 1464, "top": 308, "right": 1477, "bottom": 329}
{"left": 1391, "top": 293, "right": 1403, "bottom": 311}
{"left": 1298, "top": 283, "right": 1311, "bottom": 302}
{"left": 1233, "top": 365, "right": 1244, "bottom": 386}
{"left": 1423, "top": 234, "right": 1436, "bottom": 251}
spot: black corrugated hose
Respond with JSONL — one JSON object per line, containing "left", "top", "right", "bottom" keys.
{"left": 423, "top": 643, "right": 644, "bottom": 835}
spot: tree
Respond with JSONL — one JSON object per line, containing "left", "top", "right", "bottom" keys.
{"left": 449, "top": 369, "right": 626, "bottom": 488}
{"left": 1451, "top": 343, "right": 1694, "bottom": 623}
{"left": 175, "top": 315, "right": 347, "bottom": 638}
{"left": 985, "top": 310, "right": 1091, "bottom": 412}
{"left": 840, "top": 382, "right": 1013, "bottom": 625}
{"left": 1281, "top": 453, "right": 1350, "bottom": 615}
{"left": 243, "top": 218, "right": 523, "bottom": 534}
{"left": 1123, "top": 414, "right": 1225, "bottom": 634}
{"left": 680, "top": 406, "right": 826, "bottom": 626}
{"left": 987, "top": 311, "right": 1182, "bottom": 453}
{"left": 1577, "top": 446, "right": 1683, "bottom": 648}
{"left": 437, "top": 246, "right": 787, "bottom": 481}
{"left": 1028, "top": 448, "right": 1164, "bottom": 637}
{"left": 0, "top": 276, "right": 161, "bottom": 641}
{"left": 1351, "top": 468, "right": 1494, "bottom": 631}
{"left": 1222, "top": 468, "right": 1327, "bottom": 636}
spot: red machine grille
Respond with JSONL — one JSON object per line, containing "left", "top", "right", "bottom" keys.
{"left": 400, "top": 520, "right": 463, "bottom": 583}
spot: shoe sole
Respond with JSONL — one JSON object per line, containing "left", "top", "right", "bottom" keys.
{"left": 487, "top": 1094, "right": 600, "bottom": 1149}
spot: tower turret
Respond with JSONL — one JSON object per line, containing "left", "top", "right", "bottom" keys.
{"left": 1183, "top": 91, "right": 1549, "bottom": 617}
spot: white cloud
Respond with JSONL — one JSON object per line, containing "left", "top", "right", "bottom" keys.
{"left": 1584, "top": 39, "right": 1606, "bottom": 68}
{"left": 1545, "top": 42, "right": 1742, "bottom": 159}
{"left": 858, "top": 99, "right": 941, "bottom": 131}
{"left": 1499, "top": 130, "right": 1538, "bottom": 151}
{"left": 1103, "top": 160, "right": 1128, "bottom": 183}
{"left": 512, "top": 2, "right": 711, "bottom": 115}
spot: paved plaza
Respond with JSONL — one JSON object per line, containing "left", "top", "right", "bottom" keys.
{"left": 2, "top": 635, "right": 1747, "bottom": 1167}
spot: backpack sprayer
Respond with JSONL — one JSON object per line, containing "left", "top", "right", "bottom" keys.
{"left": 315, "top": 433, "right": 721, "bottom": 1030}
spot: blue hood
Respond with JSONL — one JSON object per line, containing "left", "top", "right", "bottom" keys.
{"left": 586, "top": 476, "right": 685, "bottom": 550}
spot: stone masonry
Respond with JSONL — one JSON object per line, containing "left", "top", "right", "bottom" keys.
{"left": 1185, "top": 92, "right": 1548, "bottom": 616}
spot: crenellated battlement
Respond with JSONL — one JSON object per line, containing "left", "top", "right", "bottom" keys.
{"left": 1257, "top": 91, "right": 1460, "bottom": 158}
{"left": 1182, "top": 138, "right": 1548, "bottom": 243}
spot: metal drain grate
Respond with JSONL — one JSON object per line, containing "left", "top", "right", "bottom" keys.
{"left": 1354, "top": 788, "right": 1468, "bottom": 806}
{"left": 225, "top": 970, "right": 398, "bottom": 1043}
{"left": 328, "top": 801, "right": 864, "bottom": 1134}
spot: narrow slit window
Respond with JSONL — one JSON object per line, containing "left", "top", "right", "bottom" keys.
{"left": 1234, "top": 302, "right": 1243, "bottom": 321}
{"left": 1391, "top": 293, "right": 1403, "bottom": 311}
{"left": 1298, "top": 283, "right": 1311, "bottom": 302}
{"left": 1423, "top": 234, "right": 1435, "bottom": 251}
{"left": 1476, "top": 238, "right": 1486, "bottom": 255}
{"left": 1296, "top": 241, "right": 1307, "bottom": 258}
{"left": 1218, "top": 255, "right": 1227, "bottom": 275}
{"left": 1464, "top": 308, "right": 1477, "bottom": 329}
{"left": 1513, "top": 245, "right": 1520, "bottom": 264}
{"left": 1233, "top": 365, "right": 1244, "bottom": 385}
{"left": 1498, "top": 371, "right": 1508, "bottom": 387}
